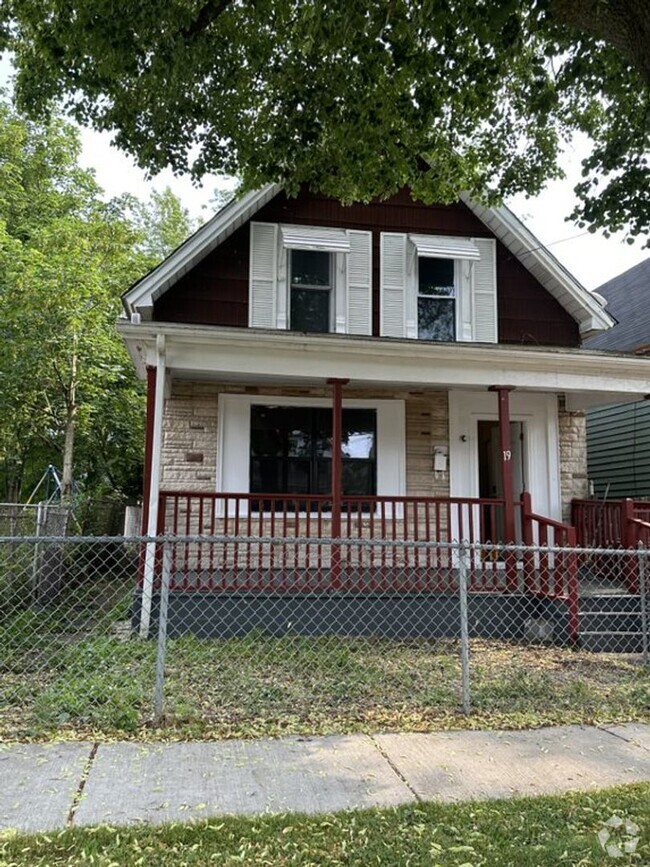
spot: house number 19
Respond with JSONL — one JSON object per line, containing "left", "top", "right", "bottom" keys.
{"left": 503, "top": 450, "right": 512, "bottom": 462}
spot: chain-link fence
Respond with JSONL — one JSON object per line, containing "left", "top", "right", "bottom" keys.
{"left": 1, "top": 535, "right": 648, "bottom": 741}
{"left": 0, "top": 503, "right": 70, "bottom": 537}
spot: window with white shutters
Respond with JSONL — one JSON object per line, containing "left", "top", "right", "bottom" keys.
{"left": 249, "top": 223, "right": 372, "bottom": 335}
{"left": 380, "top": 233, "right": 497, "bottom": 343}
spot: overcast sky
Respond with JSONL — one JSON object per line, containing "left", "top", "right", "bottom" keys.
{"left": 2, "top": 54, "right": 647, "bottom": 291}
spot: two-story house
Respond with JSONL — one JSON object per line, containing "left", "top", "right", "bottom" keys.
{"left": 119, "top": 185, "right": 650, "bottom": 640}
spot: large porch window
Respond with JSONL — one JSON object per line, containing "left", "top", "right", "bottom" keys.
{"left": 250, "top": 405, "right": 377, "bottom": 497}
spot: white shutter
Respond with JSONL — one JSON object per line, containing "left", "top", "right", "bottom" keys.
{"left": 380, "top": 233, "right": 407, "bottom": 338}
{"left": 346, "top": 230, "right": 372, "bottom": 335}
{"left": 249, "top": 222, "right": 278, "bottom": 328}
{"left": 471, "top": 238, "right": 497, "bottom": 343}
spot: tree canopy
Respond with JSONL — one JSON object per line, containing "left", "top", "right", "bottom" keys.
{"left": 0, "top": 97, "right": 193, "bottom": 520}
{"left": 1, "top": 1, "right": 648, "bottom": 242}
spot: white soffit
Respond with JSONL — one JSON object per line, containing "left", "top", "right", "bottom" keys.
{"left": 460, "top": 193, "right": 614, "bottom": 336}
{"left": 409, "top": 233, "right": 480, "bottom": 260}
{"left": 280, "top": 224, "right": 350, "bottom": 252}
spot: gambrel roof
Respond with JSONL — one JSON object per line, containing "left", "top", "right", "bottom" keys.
{"left": 122, "top": 184, "right": 614, "bottom": 337}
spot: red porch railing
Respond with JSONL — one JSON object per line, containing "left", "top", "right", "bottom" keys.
{"left": 572, "top": 498, "right": 650, "bottom": 593}
{"left": 149, "top": 490, "right": 574, "bottom": 612}
{"left": 155, "top": 491, "right": 511, "bottom": 591}
{"left": 521, "top": 491, "right": 579, "bottom": 642}
{"left": 572, "top": 498, "right": 650, "bottom": 549}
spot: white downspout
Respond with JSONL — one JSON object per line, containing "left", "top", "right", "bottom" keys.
{"left": 139, "top": 333, "right": 166, "bottom": 638}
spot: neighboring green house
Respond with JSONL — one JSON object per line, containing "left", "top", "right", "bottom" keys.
{"left": 585, "top": 258, "right": 650, "bottom": 499}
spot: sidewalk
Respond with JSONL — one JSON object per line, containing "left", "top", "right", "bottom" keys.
{"left": 1, "top": 723, "right": 649, "bottom": 834}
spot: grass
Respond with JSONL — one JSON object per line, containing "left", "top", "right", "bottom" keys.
{"left": 1, "top": 783, "right": 649, "bottom": 865}
{"left": 1, "top": 619, "right": 648, "bottom": 739}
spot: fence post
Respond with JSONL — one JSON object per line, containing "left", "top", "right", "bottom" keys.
{"left": 153, "top": 540, "right": 172, "bottom": 724}
{"left": 622, "top": 498, "right": 639, "bottom": 593}
{"left": 31, "top": 502, "right": 45, "bottom": 599}
{"left": 458, "top": 542, "right": 471, "bottom": 714}
{"left": 640, "top": 546, "right": 648, "bottom": 667}
{"left": 566, "top": 527, "right": 580, "bottom": 646}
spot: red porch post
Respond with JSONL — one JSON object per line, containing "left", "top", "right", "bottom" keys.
{"left": 141, "top": 366, "right": 157, "bottom": 535}
{"left": 490, "top": 386, "right": 517, "bottom": 591}
{"left": 138, "top": 366, "right": 157, "bottom": 586}
{"left": 622, "top": 498, "right": 640, "bottom": 593}
{"left": 328, "top": 377, "right": 349, "bottom": 589}
{"left": 520, "top": 491, "right": 535, "bottom": 593}
{"left": 567, "top": 526, "right": 580, "bottom": 645}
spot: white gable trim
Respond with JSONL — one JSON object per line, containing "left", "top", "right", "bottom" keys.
{"left": 460, "top": 195, "right": 614, "bottom": 337}
{"left": 122, "top": 181, "right": 614, "bottom": 337}
{"left": 123, "top": 183, "right": 282, "bottom": 317}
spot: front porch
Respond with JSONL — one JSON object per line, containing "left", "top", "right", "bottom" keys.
{"left": 128, "top": 327, "right": 650, "bottom": 645}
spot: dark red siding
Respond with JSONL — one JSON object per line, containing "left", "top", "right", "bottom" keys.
{"left": 496, "top": 246, "right": 580, "bottom": 346}
{"left": 153, "top": 187, "right": 580, "bottom": 347}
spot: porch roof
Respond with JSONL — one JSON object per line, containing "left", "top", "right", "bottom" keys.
{"left": 119, "top": 322, "right": 650, "bottom": 410}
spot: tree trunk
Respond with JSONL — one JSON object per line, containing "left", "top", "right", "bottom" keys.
{"left": 551, "top": 0, "right": 650, "bottom": 85}
{"left": 61, "top": 346, "right": 77, "bottom": 502}
{"left": 61, "top": 406, "right": 77, "bottom": 501}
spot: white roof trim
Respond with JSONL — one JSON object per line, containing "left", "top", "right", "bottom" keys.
{"left": 123, "top": 183, "right": 282, "bottom": 315}
{"left": 122, "top": 181, "right": 615, "bottom": 337}
{"left": 409, "top": 233, "right": 480, "bottom": 260}
{"left": 280, "top": 224, "right": 350, "bottom": 253}
{"left": 459, "top": 194, "right": 614, "bottom": 336}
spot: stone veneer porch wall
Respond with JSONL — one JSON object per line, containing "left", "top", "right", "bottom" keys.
{"left": 160, "top": 381, "right": 450, "bottom": 497}
{"left": 558, "top": 407, "right": 588, "bottom": 522}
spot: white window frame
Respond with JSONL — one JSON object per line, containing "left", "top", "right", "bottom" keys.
{"left": 416, "top": 256, "right": 460, "bottom": 342}
{"left": 217, "top": 393, "right": 406, "bottom": 516}
{"left": 407, "top": 236, "right": 476, "bottom": 343}
{"left": 288, "top": 248, "right": 335, "bottom": 333}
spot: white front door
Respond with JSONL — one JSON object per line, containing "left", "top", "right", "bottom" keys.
{"left": 449, "top": 390, "right": 561, "bottom": 523}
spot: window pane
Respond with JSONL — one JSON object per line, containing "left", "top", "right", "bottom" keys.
{"left": 316, "top": 460, "right": 332, "bottom": 494}
{"left": 418, "top": 297, "right": 455, "bottom": 341}
{"left": 291, "top": 250, "right": 331, "bottom": 287}
{"left": 286, "top": 460, "right": 311, "bottom": 493}
{"left": 419, "top": 257, "right": 454, "bottom": 296}
{"left": 343, "top": 461, "right": 375, "bottom": 496}
{"left": 286, "top": 408, "right": 313, "bottom": 456}
{"left": 250, "top": 406, "right": 285, "bottom": 457}
{"left": 250, "top": 458, "right": 283, "bottom": 493}
{"left": 342, "top": 409, "right": 376, "bottom": 459}
{"left": 249, "top": 406, "right": 378, "bottom": 498}
{"left": 291, "top": 287, "right": 330, "bottom": 333}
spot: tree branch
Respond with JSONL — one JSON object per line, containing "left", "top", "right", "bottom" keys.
{"left": 551, "top": 0, "right": 650, "bottom": 86}
{"left": 182, "top": 0, "right": 236, "bottom": 40}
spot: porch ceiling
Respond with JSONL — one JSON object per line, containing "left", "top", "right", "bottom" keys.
{"left": 118, "top": 321, "right": 650, "bottom": 409}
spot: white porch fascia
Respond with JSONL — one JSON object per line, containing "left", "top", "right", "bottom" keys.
{"left": 118, "top": 321, "right": 650, "bottom": 407}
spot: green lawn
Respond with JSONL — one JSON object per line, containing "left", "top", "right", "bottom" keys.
{"left": 1, "top": 623, "right": 648, "bottom": 740}
{"left": 1, "top": 783, "right": 649, "bottom": 865}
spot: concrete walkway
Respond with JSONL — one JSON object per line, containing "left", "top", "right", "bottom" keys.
{"left": 1, "top": 723, "right": 649, "bottom": 833}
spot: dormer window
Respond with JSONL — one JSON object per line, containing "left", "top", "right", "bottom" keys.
{"left": 289, "top": 250, "right": 333, "bottom": 333}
